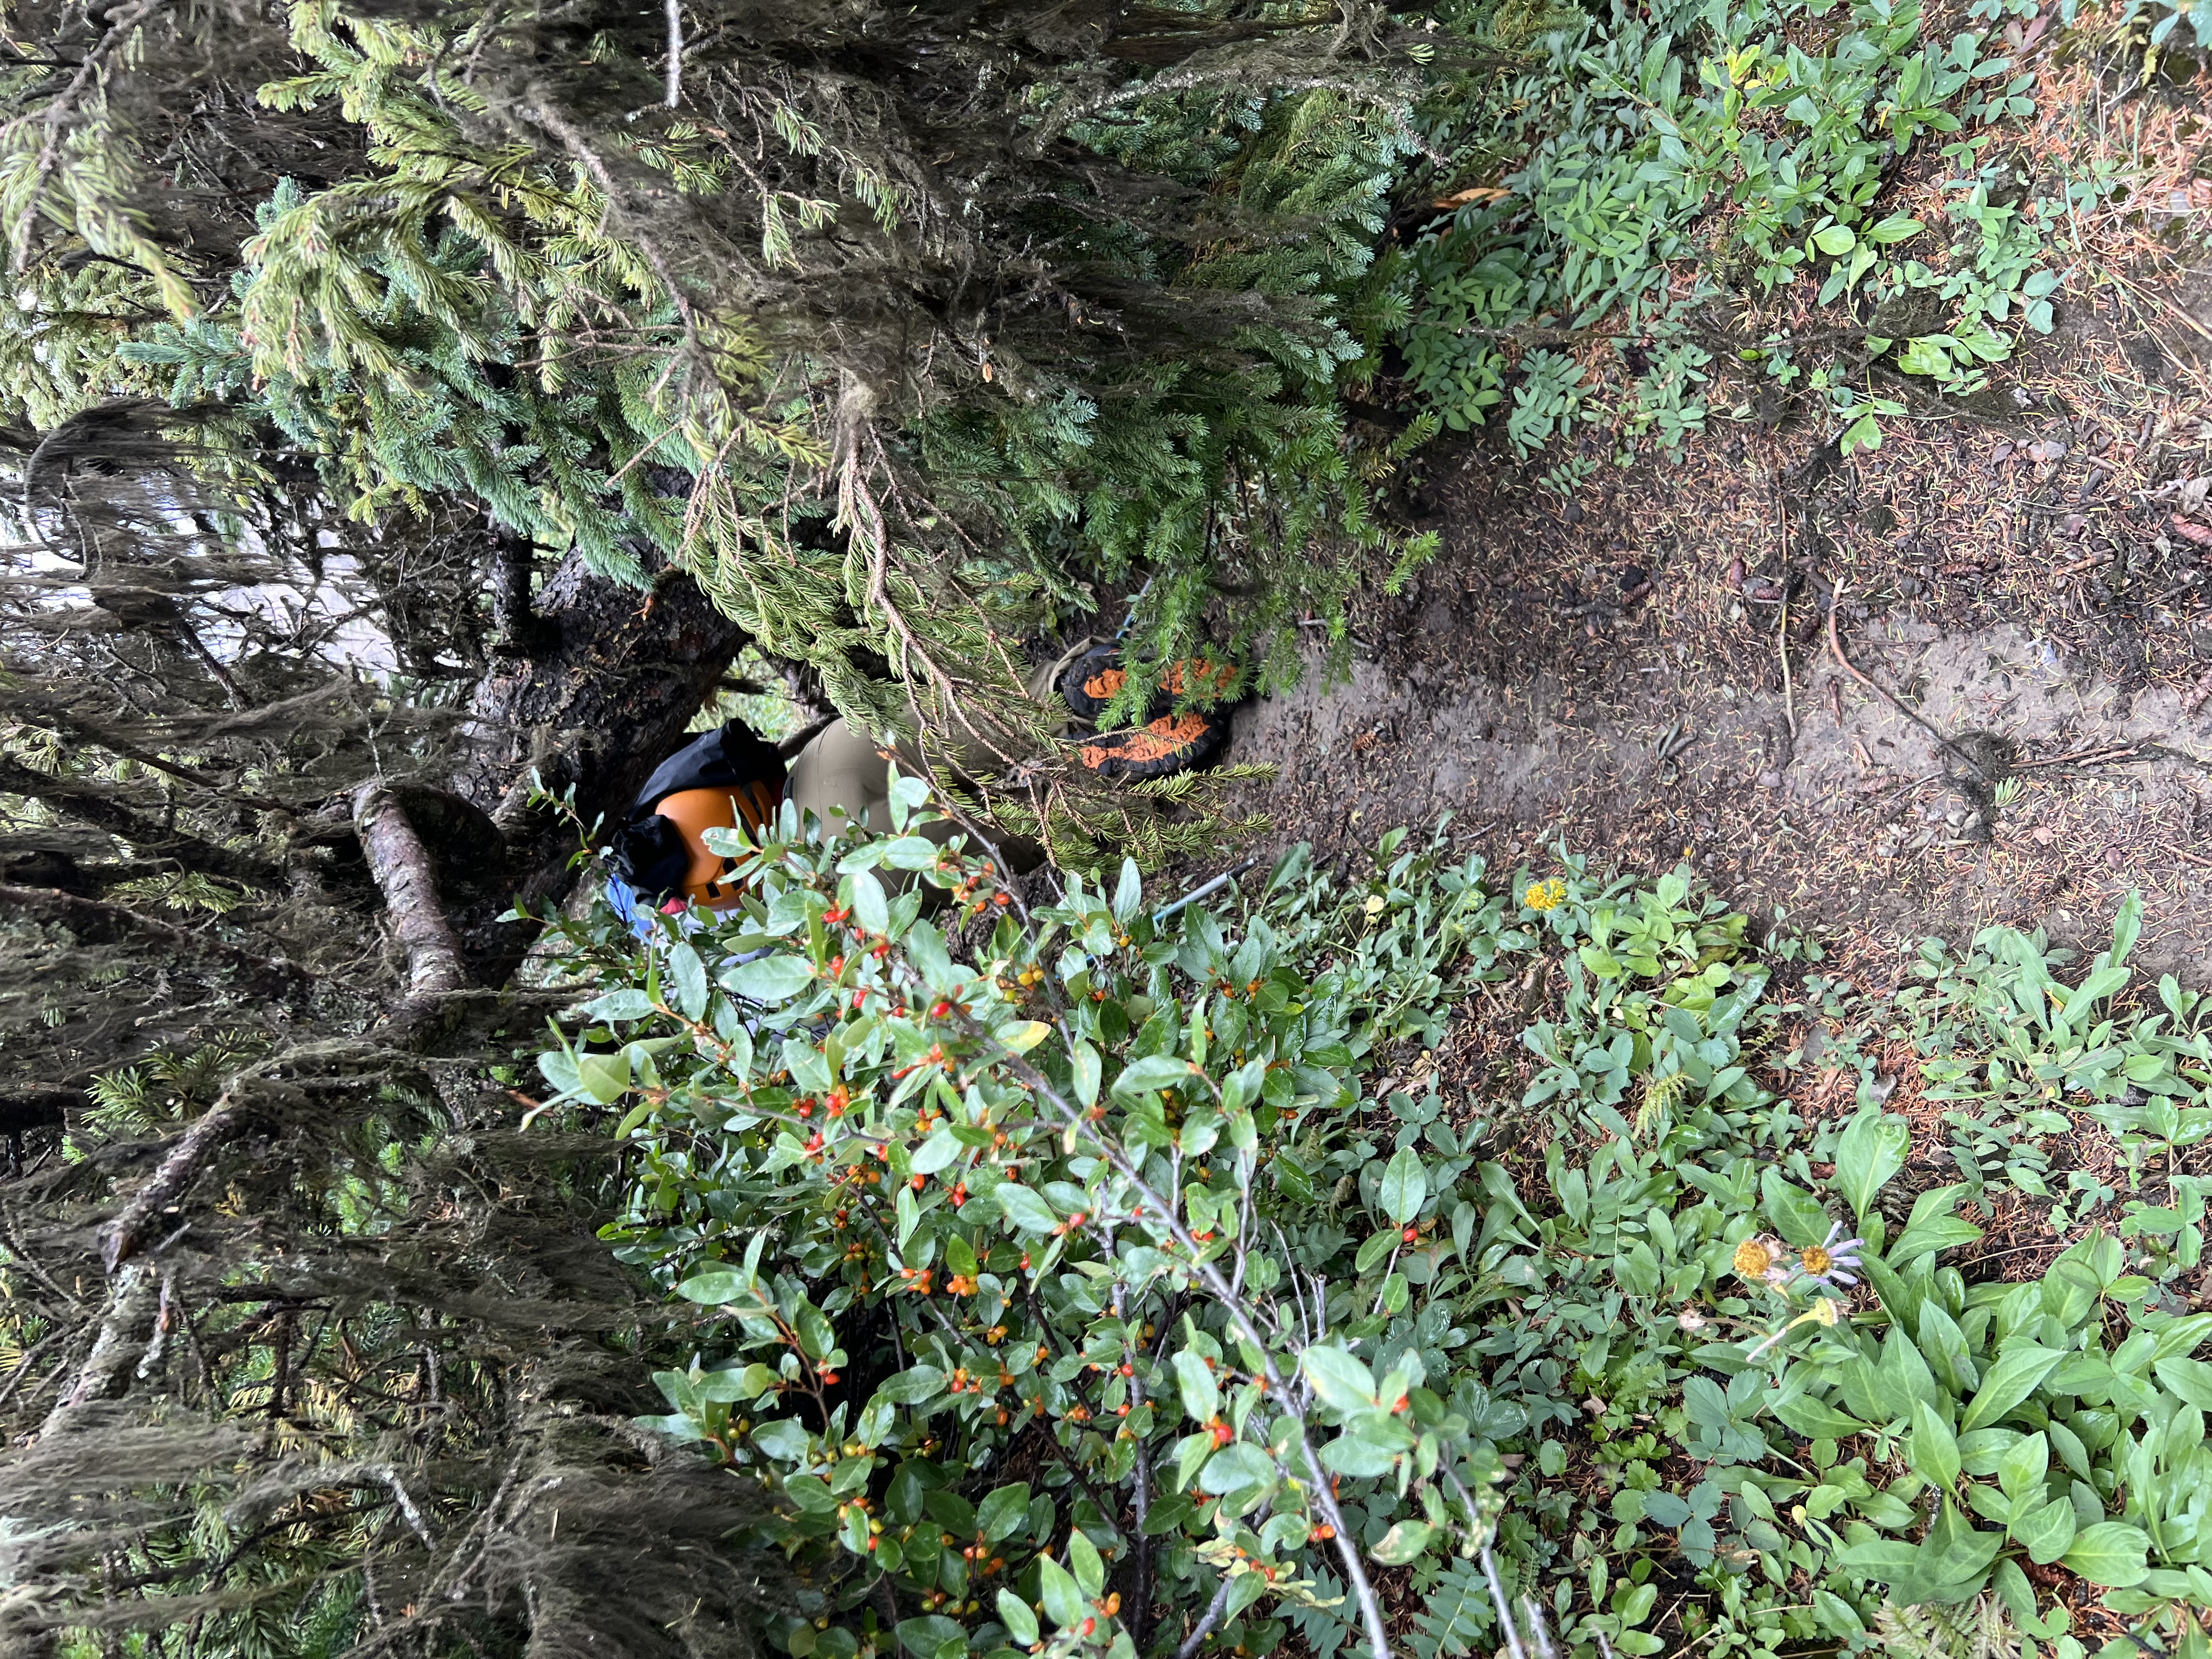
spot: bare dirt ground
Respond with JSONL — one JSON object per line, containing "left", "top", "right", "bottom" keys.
{"left": 1220, "top": 282, "right": 2212, "bottom": 974}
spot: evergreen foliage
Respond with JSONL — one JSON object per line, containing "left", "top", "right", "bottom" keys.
{"left": 2, "top": 0, "right": 1466, "bottom": 859}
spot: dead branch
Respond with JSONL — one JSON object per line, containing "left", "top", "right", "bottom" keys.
{"left": 0, "top": 754, "right": 289, "bottom": 890}
{"left": 0, "top": 883, "right": 311, "bottom": 989}
{"left": 352, "top": 784, "right": 469, "bottom": 1001}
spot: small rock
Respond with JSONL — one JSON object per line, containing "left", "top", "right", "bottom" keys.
{"left": 2063, "top": 513, "right": 2087, "bottom": 537}
{"left": 2106, "top": 845, "right": 2125, "bottom": 869}
{"left": 1991, "top": 441, "right": 2016, "bottom": 464}
{"left": 1562, "top": 500, "right": 1585, "bottom": 524}
{"left": 1757, "top": 769, "right": 1784, "bottom": 789}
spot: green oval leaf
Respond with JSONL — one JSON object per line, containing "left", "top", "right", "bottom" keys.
{"left": 1380, "top": 1147, "right": 1427, "bottom": 1225}
{"left": 722, "top": 954, "right": 815, "bottom": 1003}
{"left": 2063, "top": 1520, "right": 2150, "bottom": 1587}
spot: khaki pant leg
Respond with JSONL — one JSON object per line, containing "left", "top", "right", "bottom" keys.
{"left": 786, "top": 720, "right": 898, "bottom": 836}
{"left": 787, "top": 704, "right": 1051, "bottom": 873}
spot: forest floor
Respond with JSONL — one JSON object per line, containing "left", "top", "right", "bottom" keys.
{"left": 1220, "top": 270, "right": 2212, "bottom": 980}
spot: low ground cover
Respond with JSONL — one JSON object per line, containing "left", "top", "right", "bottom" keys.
{"left": 530, "top": 791, "right": 2212, "bottom": 1659}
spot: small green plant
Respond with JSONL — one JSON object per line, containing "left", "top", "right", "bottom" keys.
{"left": 1400, "top": 0, "right": 2069, "bottom": 461}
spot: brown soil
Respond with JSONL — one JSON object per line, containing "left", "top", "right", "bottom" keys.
{"left": 1218, "top": 305, "right": 2212, "bottom": 978}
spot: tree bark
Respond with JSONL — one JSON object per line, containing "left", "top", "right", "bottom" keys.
{"left": 489, "top": 531, "right": 551, "bottom": 657}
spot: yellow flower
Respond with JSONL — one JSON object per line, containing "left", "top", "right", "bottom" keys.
{"left": 1808, "top": 1297, "right": 1839, "bottom": 1327}
{"left": 1732, "top": 1237, "right": 1776, "bottom": 1280}
{"left": 1800, "top": 1244, "right": 1832, "bottom": 1276}
{"left": 1524, "top": 878, "right": 1567, "bottom": 912}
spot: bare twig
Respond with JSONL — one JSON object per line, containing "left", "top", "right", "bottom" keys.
{"left": 100, "top": 1094, "right": 253, "bottom": 1272}
{"left": 663, "top": 0, "right": 684, "bottom": 105}
{"left": 1824, "top": 588, "right": 1988, "bottom": 784}
{"left": 1175, "top": 1575, "right": 1235, "bottom": 1659}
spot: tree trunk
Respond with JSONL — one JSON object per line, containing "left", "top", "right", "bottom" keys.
{"left": 450, "top": 552, "right": 747, "bottom": 984}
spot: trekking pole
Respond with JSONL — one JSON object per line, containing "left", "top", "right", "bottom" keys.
{"left": 1116, "top": 576, "right": 1153, "bottom": 641}
{"left": 1150, "top": 857, "right": 1257, "bottom": 927}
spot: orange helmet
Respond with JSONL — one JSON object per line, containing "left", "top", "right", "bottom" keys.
{"left": 653, "top": 781, "right": 783, "bottom": 909}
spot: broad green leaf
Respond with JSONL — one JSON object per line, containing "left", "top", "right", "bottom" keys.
{"left": 2011, "top": 1496, "right": 2076, "bottom": 1565}
{"left": 1834, "top": 1539, "right": 1920, "bottom": 1579}
{"left": 2111, "top": 889, "right": 2143, "bottom": 966}
{"left": 880, "top": 836, "right": 940, "bottom": 870}
{"left": 1960, "top": 1347, "right": 2065, "bottom": 1433}
{"left": 1813, "top": 223, "right": 1857, "bottom": 254}
{"left": 880, "top": 1365, "right": 945, "bottom": 1404}
{"left": 2155, "top": 1356, "right": 2212, "bottom": 1410}
{"left": 1113, "top": 857, "right": 1143, "bottom": 924}
{"left": 722, "top": 954, "right": 815, "bottom": 1003}
{"left": 1069, "top": 1039, "right": 1101, "bottom": 1109}
{"left": 896, "top": 1618, "right": 965, "bottom": 1658}
{"left": 1996, "top": 1431, "right": 2049, "bottom": 1498}
{"left": 1889, "top": 1187, "right": 1984, "bottom": 1262}
{"left": 1834, "top": 1110, "right": 1909, "bottom": 1221}
{"left": 586, "top": 986, "right": 654, "bottom": 1022}
{"left": 1380, "top": 1148, "right": 1427, "bottom": 1224}
{"left": 1173, "top": 1350, "right": 1220, "bottom": 1422}
{"left": 1911, "top": 1399, "right": 1960, "bottom": 1489}
{"left": 2063, "top": 1521, "right": 2151, "bottom": 1587}
{"left": 1302, "top": 1345, "right": 1378, "bottom": 1414}
{"left": 666, "top": 941, "right": 709, "bottom": 1020}
{"left": 996, "top": 1592, "right": 1039, "bottom": 1646}
{"left": 1225, "top": 1571, "right": 1271, "bottom": 1618}
{"left": 1925, "top": 1499, "right": 2005, "bottom": 1585}
{"left": 851, "top": 870, "right": 890, "bottom": 935}
{"left": 1037, "top": 1557, "right": 1084, "bottom": 1628}
{"left": 978, "top": 1482, "right": 1032, "bottom": 1541}
{"left": 1198, "top": 1441, "right": 1276, "bottom": 1494}
{"left": 1760, "top": 1168, "right": 1829, "bottom": 1248}
{"left": 1115, "top": 1053, "right": 1192, "bottom": 1096}
{"left": 1068, "top": 1528, "right": 1105, "bottom": 1597}
{"left": 675, "top": 1267, "right": 749, "bottom": 1305}
{"left": 1372, "top": 1521, "right": 1436, "bottom": 1564}
{"left": 1771, "top": 1392, "right": 1869, "bottom": 1441}
{"left": 910, "top": 1128, "right": 961, "bottom": 1175}
{"left": 993, "top": 1019, "right": 1050, "bottom": 1054}
{"left": 993, "top": 1183, "right": 1060, "bottom": 1234}
{"left": 577, "top": 1050, "right": 633, "bottom": 1104}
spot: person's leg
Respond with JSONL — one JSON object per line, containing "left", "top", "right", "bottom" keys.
{"left": 785, "top": 719, "right": 896, "bottom": 835}
{"left": 786, "top": 716, "right": 1048, "bottom": 877}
